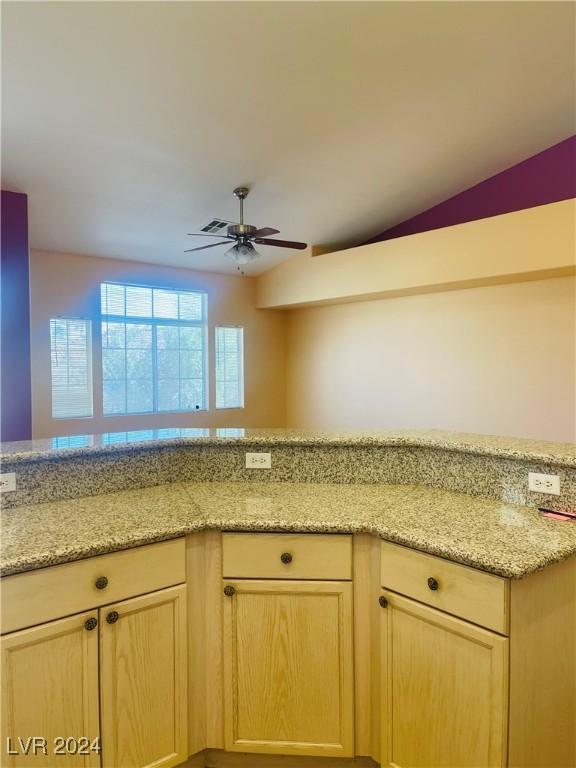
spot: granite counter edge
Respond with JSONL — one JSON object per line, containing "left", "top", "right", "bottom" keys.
{"left": 2, "top": 518, "right": 574, "bottom": 581}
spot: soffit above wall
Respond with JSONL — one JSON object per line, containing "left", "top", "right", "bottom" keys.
{"left": 256, "top": 201, "right": 576, "bottom": 308}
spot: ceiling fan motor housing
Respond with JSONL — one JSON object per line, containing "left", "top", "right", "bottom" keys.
{"left": 227, "top": 223, "right": 257, "bottom": 238}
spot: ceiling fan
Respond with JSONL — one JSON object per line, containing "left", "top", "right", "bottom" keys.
{"left": 185, "top": 187, "right": 307, "bottom": 265}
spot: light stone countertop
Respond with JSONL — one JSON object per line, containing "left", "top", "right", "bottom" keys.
{"left": 2, "top": 428, "right": 575, "bottom": 468}
{"left": 2, "top": 481, "right": 575, "bottom": 579}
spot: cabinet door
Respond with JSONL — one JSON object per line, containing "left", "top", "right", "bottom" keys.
{"left": 99, "top": 584, "right": 187, "bottom": 768}
{"left": 380, "top": 591, "right": 508, "bottom": 768}
{"left": 223, "top": 579, "right": 354, "bottom": 757}
{"left": 1, "top": 612, "right": 100, "bottom": 768}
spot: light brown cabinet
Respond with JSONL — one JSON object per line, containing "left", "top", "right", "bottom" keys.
{"left": 221, "top": 532, "right": 355, "bottom": 759}
{"left": 378, "top": 541, "right": 576, "bottom": 768}
{"left": 2, "top": 531, "right": 575, "bottom": 768}
{"left": 223, "top": 579, "right": 354, "bottom": 758}
{"left": 1, "top": 541, "right": 187, "bottom": 768}
{"left": 1, "top": 611, "right": 100, "bottom": 768}
{"left": 100, "top": 585, "right": 188, "bottom": 768}
{"left": 379, "top": 590, "right": 508, "bottom": 768}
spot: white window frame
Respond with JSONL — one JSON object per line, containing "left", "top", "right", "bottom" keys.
{"left": 100, "top": 282, "right": 208, "bottom": 416}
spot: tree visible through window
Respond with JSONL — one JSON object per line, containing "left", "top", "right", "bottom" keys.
{"left": 100, "top": 282, "right": 207, "bottom": 415}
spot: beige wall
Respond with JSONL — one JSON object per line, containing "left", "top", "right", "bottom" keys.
{"left": 30, "top": 250, "right": 286, "bottom": 438}
{"left": 285, "top": 276, "right": 576, "bottom": 442}
{"left": 28, "top": 208, "right": 576, "bottom": 443}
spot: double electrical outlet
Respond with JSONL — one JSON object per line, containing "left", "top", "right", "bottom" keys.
{"left": 245, "top": 452, "right": 272, "bottom": 469}
{"left": 528, "top": 472, "right": 561, "bottom": 496}
{"left": 0, "top": 473, "right": 16, "bottom": 493}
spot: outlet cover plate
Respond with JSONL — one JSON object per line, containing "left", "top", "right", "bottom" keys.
{"left": 528, "top": 472, "right": 561, "bottom": 496}
{"left": 0, "top": 473, "right": 16, "bottom": 493}
{"left": 245, "top": 452, "right": 272, "bottom": 469}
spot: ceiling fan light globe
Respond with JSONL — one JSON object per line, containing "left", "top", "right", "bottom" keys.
{"left": 225, "top": 241, "right": 260, "bottom": 264}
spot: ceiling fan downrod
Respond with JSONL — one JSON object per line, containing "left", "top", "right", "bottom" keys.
{"left": 227, "top": 187, "right": 257, "bottom": 240}
{"left": 233, "top": 186, "right": 249, "bottom": 226}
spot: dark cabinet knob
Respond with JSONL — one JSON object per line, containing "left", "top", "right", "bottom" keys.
{"left": 95, "top": 576, "right": 108, "bottom": 590}
{"left": 224, "top": 585, "right": 236, "bottom": 597}
{"left": 427, "top": 577, "right": 440, "bottom": 591}
{"left": 106, "top": 611, "right": 119, "bottom": 624}
{"left": 84, "top": 617, "right": 98, "bottom": 631}
{"left": 280, "top": 552, "right": 293, "bottom": 564}
{"left": 379, "top": 595, "right": 388, "bottom": 608}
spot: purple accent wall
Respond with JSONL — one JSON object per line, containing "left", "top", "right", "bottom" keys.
{"left": 1, "top": 190, "right": 32, "bottom": 441}
{"left": 364, "top": 135, "right": 576, "bottom": 244}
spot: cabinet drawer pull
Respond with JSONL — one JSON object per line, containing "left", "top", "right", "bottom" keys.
{"left": 106, "top": 611, "right": 120, "bottom": 624}
{"left": 280, "top": 552, "right": 293, "bottom": 564}
{"left": 84, "top": 617, "right": 98, "bottom": 631}
{"left": 427, "top": 577, "right": 440, "bottom": 591}
{"left": 95, "top": 576, "right": 109, "bottom": 590}
{"left": 379, "top": 595, "right": 388, "bottom": 608}
{"left": 224, "top": 585, "right": 236, "bottom": 597}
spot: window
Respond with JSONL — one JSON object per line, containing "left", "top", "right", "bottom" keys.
{"left": 215, "top": 326, "right": 244, "bottom": 409}
{"left": 50, "top": 318, "right": 93, "bottom": 418}
{"left": 100, "top": 282, "right": 207, "bottom": 415}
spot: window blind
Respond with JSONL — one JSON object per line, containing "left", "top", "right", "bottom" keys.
{"left": 215, "top": 326, "right": 244, "bottom": 409}
{"left": 100, "top": 282, "right": 207, "bottom": 415}
{"left": 50, "top": 318, "right": 93, "bottom": 419}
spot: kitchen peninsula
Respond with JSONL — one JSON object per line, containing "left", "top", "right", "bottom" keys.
{"left": 1, "top": 429, "right": 575, "bottom": 768}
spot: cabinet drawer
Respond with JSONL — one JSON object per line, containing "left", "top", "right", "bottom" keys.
{"left": 1, "top": 538, "right": 185, "bottom": 635}
{"left": 380, "top": 541, "right": 509, "bottom": 634}
{"left": 222, "top": 533, "right": 352, "bottom": 580}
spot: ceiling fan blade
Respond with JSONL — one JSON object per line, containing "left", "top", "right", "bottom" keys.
{"left": 184, "top": 241, "right": 231, "bottom": 253}
{"left": 186, "top": 232, "right": 231, "bottom": 238}
{"left": 254, "top": 238, "right": 308, "bottom": 250}
{"left": 252, "top": 227, "right": 280, "bottom": 238}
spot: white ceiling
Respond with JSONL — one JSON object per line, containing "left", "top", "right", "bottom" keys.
{"left": 2, "top": 1, "right": 574, "bottom": 276}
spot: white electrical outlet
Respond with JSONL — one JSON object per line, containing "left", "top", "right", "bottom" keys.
{"left": 245, "top": 452, "right": 272, "bottom": 469}
{"left": 0, "top": 473, "right": 16, "bottom": 493}
{"left": 528, "top": 472, "right": 561, "bottom": 495}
